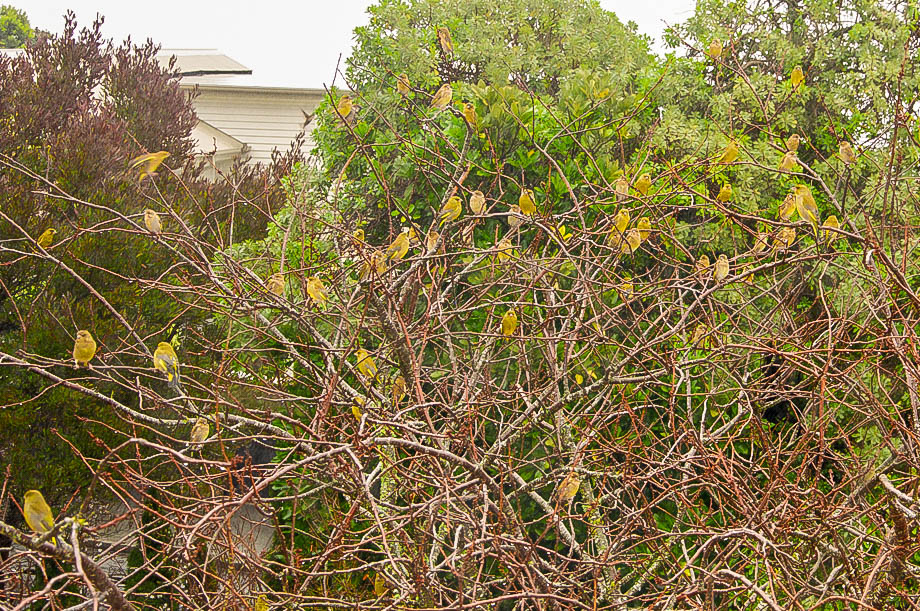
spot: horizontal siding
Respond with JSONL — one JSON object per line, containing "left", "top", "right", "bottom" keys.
{"left": 189, "top": 88, "right": 322, "bottom": 166}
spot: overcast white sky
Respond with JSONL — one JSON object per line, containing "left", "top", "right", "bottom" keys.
{"left": 24, "top": 1, "right": 696, "bottom": 88}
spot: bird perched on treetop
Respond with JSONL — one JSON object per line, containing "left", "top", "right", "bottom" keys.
{"left": 266, "top": 273, "right": 285, "bottom": 297}
{"left": 386, "top": 231, "right": 410, "bottom": 261}
{"left": 307, "top": 276, "right": 328, "bottom": 309}
{"left": 430, "top": 83, "right": 452, "bottom": 110}
{"left": 436, "top": 26, "right": 453, "bottom": 56}
{"left": 36, "top": 228, "right": 56, "bottom": 249}
{"left": 144, "top": 209, "right": 162, "bottom": 234}
{"left": 714, "top": 254, "right": 730, "bottom": 282}
{"left": 469, "top": 190, "right": 486, "bottom": 215}
{"left": 396, "top": 73, "right": 410, "bottom": 96}
{"left": 335, "top": 95, "right": 354, "bottom": 122}
{"left": 73, "top": 330, "right": 97, "bottom": 368}
{"left": 22, "top": 490, "right": 55, "bottom": 545}
{"left": 438, "top": 196, "right": 462, "bottom": 226}
{"left": 719, "top": 140, "right": 739, "bottom": 164}
{"left": 153, "top": 341, "right": 182, "bottom": 392}
{"left": 501, "top": 309, "right": 518, "bottom": 337}
{"left": 708, "top": 38, "right": 723, "bottom": 59}
{"left": 839, "top": 141, "right": 857, "bottom": 164}
{"left": 518, "top": 189, "right": 536, "bottom": 215}
{"left": 635, "top": 173, "right": 651, "bottom": 196}
{"left": 129, "top": 151, "right": 170, "bottom": 181}
{"left": 790, "top": 65, "right": 805, "bottom": 88}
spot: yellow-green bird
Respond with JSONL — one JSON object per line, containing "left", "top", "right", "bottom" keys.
{"left": 775, "top": 227, "right": 796, "bottom": 250}
{"left": 355, "top": 349, "right": 377, "bottom": 380}
{"left": 391, "top": 375, "right": 407, "bottom": 404}
{"left": 507, "top": 205, "right": 524, "bottom": 229}
{"left": 254, "top": 595, "right": 269, "bottom": 611}
{"left": 716, "top": 183, "right": 732, "bottom": 202}
{"left": 426, "top": 230, "right": 440, "bottom": 252}
{"left": 144, "top": 208, "right": 162, "bottom": 234}
{"left": 189, "top": 417, "right": 209, "bottom": 445}
{"left": 518, "top": 189, "right": 536, "bottom": 216}
{"left": 266, "top": 273, "right": 285, "bottom": 297}
{"left": 752, "top": 232, "right": 769, "bottom": 254}
{"left": 462, "top": 102, "right": 477, "bottom": 127}
{"left": 695, "top": 255, "right": 710, "bottom": 274}
{"left": 621, "top": 228, "right": 641, "bottom": 255}
{"left": 501, "top": 309, "right": 518, "bottom": 337}
{"left": 336, "top": 95, "right": 354, "bottom": 121}
{"left": 386, "top": 231, "right": 410, "bottom": 261}
{"left": 22, "top": 490, "right": 55, "bottom": 545}
{"left": 496, "top": 237, "right": 514, "bottom": 263}
{"left": 823, "top": 215, "right": 840, "bottom": 242}
{"left": 374, "top": 572, "right": 388, "bottom": 597}
{"left": 614, "top": 209, "right": 630, "bottom": 236}
{"left": 36, "top": 227, "right": 56, "bottom": 249}
{"left": 719, "top": 140, "right": 739, "bottom": 164}
{"left": 713, "top": 254, "right": 730, "bottom": 282}
{"left": 839, "top": 141, "right": 857, "bottom": 164}
{"left": 785, "top": 133, "right": 800, "bottom": 153}
{"left": 469, "top": 190, "right": 486, "bottom": 214}
{"left": 351, "top": 396, "right": 365, "bottom": 420}
{"left": 361, "top": 250, "right": 387, "bottom": 278}
{"left": 635, "top": 173, "right": 652, "bottom": 196}
{"left": 396, "top": 73, "right": 410, "bottom": 96}
{"left": 790, "top": 65, "right": 805, "bottom": 88}
{"left": 778, "top": 151, "right": 797, "bottom": 172}
{"left": 438, "top": 195, "right": 463, "bottom": 226}
{"left": 708, "top": 38, "right": 723, "bottom": 59}
{"left": 153, "top": 341, "right": 181, "bottom": 392}
{"left": 778, "top": 192, "right": 796, "bottom": 220}
{"left": 129, "top": 151, "right": 170, "bottom": 181}
{"left": 436, "top": 26, "right": 453, "bottom": 56}
{"left": 73, "top": 330, "right": 97, "bottom": 368}
{"left": 615, "top": 175, "right": 629, "bottom": 202}
{"left": 307, "top": 276, "right": 328, "bottom": 308}
{"left": 430, "top": 83, "right": 452, "bottom": 110}
{"left": 793, "top": 185, "right": 819, "bottom": 230}
{"left": 637, "top": 217, "right": 651, "bottom": 242}
{"left": 557, "top": 471, "right": 581, "bottom": 502}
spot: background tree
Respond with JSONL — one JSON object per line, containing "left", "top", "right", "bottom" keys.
{"left": 0, "top": 5, "right": 32, "bottom": 48}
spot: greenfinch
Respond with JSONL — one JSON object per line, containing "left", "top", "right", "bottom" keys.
{"left": 36, "top": 227, "right": 56, "bottom": 249}
{"left": 426, "top": 230, "right": 440, "bottom": 252}
{"left": 622, "top": 228, "right": 641, "bottom": 255}
{"left": 336, "top": 95, "right": 354, "bottom": 121}
{"left": 438, "top": 195, "right": 462, "bottom": 226}
{"left": 469, "top": 190, "right": 486, "bottom": 214}
{"left": 775, "top": 227, "right": 796, "bottom": 250}
{"left": 778, "top": 151, "right": 797, "bottom": 172}
{"left": 22, "top": 490, "right": 55, "bottom": 545}
{"left": 462, "top": 102, "right": 477, "bottom": 127}
{"left": 436, "top": 26, "right": 453, "bottom": 56}
{"left": 374, "top": 572, "right": 388, "bottom": 597}
{"left": 144, "top": 208, "right": 162, "bottom": 233}
{"left": 823, "top": 215, "right": 840, "bottom": 242}
{"left": 635, "top": 173, "right": 651, "bottom": 196}
{"left": 713, "top": 254, "right": 729, "bottom": 282}
{"left": 266, "top": 273, "right": 285, "bottom": 297}
{"left": 306, "top": 276, "right": 328, "bottom": 308}
{"left": 518, "top": 189, "right": 536, "bottom": 215}
{"left": 501, "top": 309, "right": 518, "bottom": 337}
{"left": 557, "top": 471, "right": 581, "bottom": 502}
{"left": 153, "top": 341, "right": 181, "bottom": 392}
{"left": 615, "top": 175, "right": 629, "bottom": 201}
{"left": 839, "top": 141, "right": 857, "bottom": 164}
{"left": 355, "top": 349, "right": 377, "bottom": 380}
{"left": 637, "top": 217, "right": 651, "bottom": 242}
{"left": 396, "top": 73, "right": 410, "bottom": 96}
{"left": 496, "top": 236, "right": 514, "bottom": 263}
{"left": 790, "top": 65, "right": 805, "bottom": 88}
{"left": 430, "top": 83, "right": 452, "bottom": 110}
{"left": 752, "top": 232, "right": 769, "bottom": 254}
{"left": 361, "top": 251, "right": 387, "bottom": 278}
{"left": 614, "top": 209, "right": 630, "bottom": 236}
{"left": 716, "top": 183, "right": 732, "bottom": 202}
{"left": 793, "top": 185, "right": 819, "bottom": 229}
{"left": 391, "top": 375, "right": 406, "bottom": 404}
{"left": 72, "top": 329, "right": 97, "bottom": 368}
{"left": 719, "top": 140, "right": 739, "bottom": 164}
{"left": 254, "top": 595, "right": 269, "bottom": 611}
{"left": 778, "top": 193, "right": 796, "bottom": 220}
{"left": 785, "top": 133, "right": 800, "bottom": 153}
{"left": 129, "top": 151, "right": 170, "bottom": 181}
{"left": 507, "top": 205, "right": 524, "bottom": 229}
{"left": 695, "top": 255, "right": 710, "bottom": 274}
{"left": 189, "top": 417, "right": 209, "bottom": 445}
{"left": 351, "top": 396, "right": 365, "bottom": 420}
{"left": 708, "top": 38, "right": 723, "bottom": 59}
{"left": 352, "top": 228, "right": 365, "bottom": 245}
{"left": 386, "top": 231, "right": 410, "bottom": 261}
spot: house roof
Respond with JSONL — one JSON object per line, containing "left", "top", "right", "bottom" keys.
{"left": 156, "top": 49, "right": 252, "bottom": 76}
